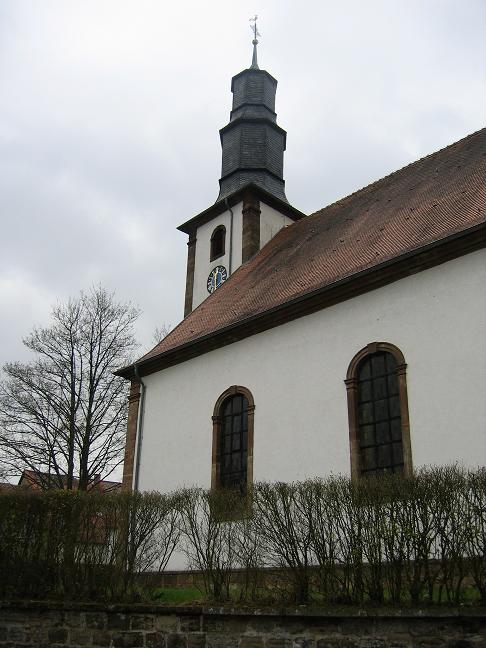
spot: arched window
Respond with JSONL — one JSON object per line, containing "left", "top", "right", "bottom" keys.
{"left": 345, "top": 342, "right": 412, "bottom": 480}
{"left": 210, "top": 225, "right": 226, "bottom": 261}
{"left": 212, "top": 386, "right": 255, "bottom": 494}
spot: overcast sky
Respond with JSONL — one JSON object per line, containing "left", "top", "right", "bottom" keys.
{"left": 1, "top": 0, "right": 485, "bottom": 369}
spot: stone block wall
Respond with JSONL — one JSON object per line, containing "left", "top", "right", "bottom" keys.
{"left": 1, "top": 602, "right": 486, "bottom": 647}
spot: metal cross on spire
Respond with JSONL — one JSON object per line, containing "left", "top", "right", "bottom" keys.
{"left": 249, "top": 15, "right": 260, "bottom": 69}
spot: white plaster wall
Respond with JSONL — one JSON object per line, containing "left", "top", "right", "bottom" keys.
{"left": 139, "top": 248, "right": 486, "bottom": 498}
{"left": 192, "top": 202, "right": 243, "bottom": 310}
{"left": 259, "top": 202, "right": 294, "bottom": 248}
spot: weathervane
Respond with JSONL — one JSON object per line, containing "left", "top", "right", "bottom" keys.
{"left": 249, "top": 15, "right": 260, "bottom": 69}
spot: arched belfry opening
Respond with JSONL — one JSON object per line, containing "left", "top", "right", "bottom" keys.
{"left": 210, "top": 225, "right": 226, "bottom": 261}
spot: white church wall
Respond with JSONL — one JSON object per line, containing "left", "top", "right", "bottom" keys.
{"left": 259, "top": 202, "right": 294, "bottom": 248}
{"left": 192, "top": 202, "right": 244, "bottom": 310}
{"left": 138, "top": 248, "right": 486, "bottom": 497}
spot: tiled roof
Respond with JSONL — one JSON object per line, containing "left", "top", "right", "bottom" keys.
{"left": 141, "top": 128, "right": 486, "bottom": 365}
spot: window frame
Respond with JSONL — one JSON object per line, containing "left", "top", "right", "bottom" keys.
{"left": 211, "top": 385, "right": 255, "bottom": 494}
{"left": 345, "top": 342, "right": 413, "bottom": 480}
{"left": 210, "top": 225, "right": 226, "bottom": 262}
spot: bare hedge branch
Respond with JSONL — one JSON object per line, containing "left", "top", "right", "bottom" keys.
{"left": 0, "top": 489, "right": 180, "bottom": 601}
{"left": 1, "top": 466, "right": 486, "bottom": 605}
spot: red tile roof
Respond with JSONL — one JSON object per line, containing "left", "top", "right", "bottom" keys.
{"left": 138, "top": 128, "right": 486, "bottom": 368}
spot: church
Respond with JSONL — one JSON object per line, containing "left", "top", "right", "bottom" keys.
{"left": 117, "top": 37, "right": 486, "bottom": 496}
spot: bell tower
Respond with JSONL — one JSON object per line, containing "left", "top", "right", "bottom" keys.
{"left": 178, "top": 19, "right": 305, "bottom": 317}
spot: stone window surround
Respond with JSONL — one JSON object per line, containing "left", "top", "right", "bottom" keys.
{"left": 211, "top": 385, "right": 255, "bottom": 493}
{"left": 345, "top": 342, "right": 413, "bottom": 481}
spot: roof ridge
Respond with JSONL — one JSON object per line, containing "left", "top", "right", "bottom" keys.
{"left": 307, "top": 126, "right": 486, "bottom": 219}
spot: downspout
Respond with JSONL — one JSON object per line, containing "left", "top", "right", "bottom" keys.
{"left": 225, "top": 198, "right": 234, "bottom": 274}
{"left": 132, "top": 363, "right": 146, "bottom": 493}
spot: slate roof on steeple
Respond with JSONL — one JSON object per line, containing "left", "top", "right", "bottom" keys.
{"left": 216, "top": 46, "right": 288, "bottom": 202}
{"left": 118, "top": 127, "right": 486, "bottom": 378}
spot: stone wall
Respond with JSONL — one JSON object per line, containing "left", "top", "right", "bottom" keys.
{"left": 1, "top": 602, "right": 486, "bottom": 647}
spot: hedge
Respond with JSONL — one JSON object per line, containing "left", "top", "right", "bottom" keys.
{"left": 0, "top": 466, "right": 485, "bottom": 604}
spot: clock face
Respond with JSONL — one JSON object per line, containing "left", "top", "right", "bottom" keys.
{"left": 207, "top": 265, "right": 228, "bottom": 294}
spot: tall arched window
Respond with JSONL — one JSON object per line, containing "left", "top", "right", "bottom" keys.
{"left": 210, "top": 225, "right": 226, "bottom": 261}
{"left": 212, "top": 386, "right": 255, "bottom": 494}
{"left": 345, "top": 342, "right": 412, "bottom": 480}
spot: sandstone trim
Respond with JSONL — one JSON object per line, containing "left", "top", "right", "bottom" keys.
{"left": 121, "top": 380, "right": 141, "bottom": 491}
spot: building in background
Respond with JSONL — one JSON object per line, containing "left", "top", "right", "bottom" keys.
{"left": 0, "top": 470, "right": 121, "bottom": 492}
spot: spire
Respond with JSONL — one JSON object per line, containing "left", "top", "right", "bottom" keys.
{"left": 216, "top": 17, "right": 288, "bottom": 203}
{"left": 249, "top": 15, "right": 260, "bottom": 70}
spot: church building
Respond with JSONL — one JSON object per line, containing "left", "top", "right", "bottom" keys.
{"left": 117, "top": 37, "right": 486, "bottom": 496}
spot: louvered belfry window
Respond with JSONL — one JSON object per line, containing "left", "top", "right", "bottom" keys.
{"left": 357, "top": 351, "right": 404, "bottom": 475}
{"left": 219, "top": 394, "right": 248, "bottom": 493}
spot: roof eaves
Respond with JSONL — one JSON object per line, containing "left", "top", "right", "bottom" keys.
{"left": 177, "top": 183, "right": 305, "bottom": 234}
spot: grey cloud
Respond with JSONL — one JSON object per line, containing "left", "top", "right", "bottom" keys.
{"left": 1, "top": 0, "right": 485, "bottom": 371}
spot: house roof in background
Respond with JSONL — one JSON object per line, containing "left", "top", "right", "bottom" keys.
{"left": 0, "top": 482, "right": 16, "bottom": 492}
{"left": 16, "top": 470, "right": 121, "bottom": 492}
{"left": 120, "top": 127, "right": 486, "bottom": 377}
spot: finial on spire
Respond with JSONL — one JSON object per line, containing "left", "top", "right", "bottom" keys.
{"left": 249, "top": 15, "right": 260, "bottom": 69}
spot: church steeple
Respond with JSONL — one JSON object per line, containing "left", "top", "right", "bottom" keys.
{"left": 216, "top": 19, "right": 288, "bottom": 203}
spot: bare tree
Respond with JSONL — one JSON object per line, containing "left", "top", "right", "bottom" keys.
{"left": 0, "top": 454, "right": 9, "bottom": 482}
{"left": 152, "top": 323, "right": 171, "bottom": 345}
{"left": 0, "top": 286, "right": 140, "bottom": 490}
